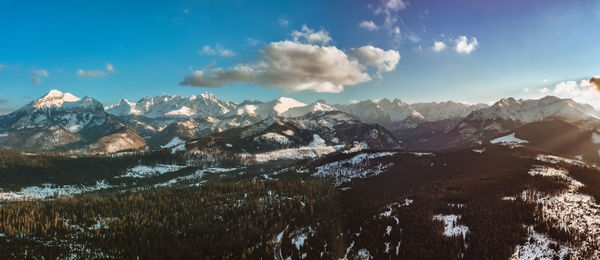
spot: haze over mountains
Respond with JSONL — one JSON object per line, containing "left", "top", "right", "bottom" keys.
{"left": 3, "top": 89, "right": 600, "bottom": 163}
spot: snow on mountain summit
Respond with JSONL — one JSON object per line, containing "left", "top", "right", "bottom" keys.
{"left": 469, "top": 95, "right": 600, "bottom": 123}
{"left": 32, "top": 90, "right": 82, "bottom": 109}
{"left": 106, "top": 92, "right": 236, "bottom": 118}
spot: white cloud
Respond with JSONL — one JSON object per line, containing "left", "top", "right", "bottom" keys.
{"left": 354, "top": 45, "right": 400, "bottom": 76}
{"left": 292, "top": 25, "right": 332, "bottom": 44}
{"left": 531, "top": 77, "right": 600, "bottom": 108}
{"left": 198, "top": 45, "right": 235, "bottom": 57}
{"left": 455, "top": 36, "right": 479, "bottom": 54}
{"left": 432, "top": 41, "right": 447, "bottom": 52}
{"left": 180, "top": 40, "right": 373, "bottom": 93}
{"left": 77, "top": 69, "right": 107, "bottom": 78}
{"left": 359, "top": 20, "right": 379, "bottom": 31}
{"left": 31, "top": 69, "right": 49, "bottom": 84}
{"left": 384, "top": 0, "right": 407, "bottom": 11}
{"left": 106, "top": 64, "right": 115, "bottom": 72}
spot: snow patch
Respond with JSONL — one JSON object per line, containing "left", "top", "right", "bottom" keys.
{"left": 0, "top": 181, "right": 111, "bottom": 201}
{"left": 510, "top": 226, "right": 573, "bottom": 260}
{"left": 314, "top": 152, "right": 397, "bottom": 186}
{"left": 432, "top": 214, "right": 469, "bottom": 239}
{"left": 490, "top": 133, "right": 529, "bottom": 145}
{"left": 120, "top": 164, "right": 186, "bottom": 178}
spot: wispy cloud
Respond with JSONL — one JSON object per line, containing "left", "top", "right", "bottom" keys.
{"left": 291, "top": 25, "right": 332, "bottom": 44}
{"left": 77, "top": 69, "right": 107, "bottom": 78}
{"left": 278, "top": 16, "right": 289, "bottom": 26}
{"left": 198, "top": 45, "right": 235, "bottom": 57}
{"left": 31, "top": 69, "right": 49, "bottom": 84}
{"left": 77, "top": 64, "right": 115, "bottom": 78}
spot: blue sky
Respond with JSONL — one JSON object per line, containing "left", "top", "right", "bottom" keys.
{"left": 1, "top": 0, "right": 599, "bottom": 113}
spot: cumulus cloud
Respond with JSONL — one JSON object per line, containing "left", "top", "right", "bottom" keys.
{"left": 532, "top": 77, "right": 600, "bottom": 108}
{"left": 77, "top": 69, "right": 106, "bottom": 78}
{"left": 106, "top": 64, "right": 115, "bottom": 72}
{"left": 353, "top": 45, "right": 400, "bottom": 76}
{"left": 31, "top": 69, "right": 49, "bottom": 84}
{"left": 432, "top": 41, "right": 446, "bottom": 52}
{"left": 455, "top": 36, "right": 479, "bottom": 54}
{"left": 359, "top": 20, "right": 379, "bottom": 31}
{"left": 181, "top": 41, "right": 373, "bottom": 93}
{"left": 292, "top": 25, "right": 332, "bottom": 44}
{"left": 199, "top": 45, "right": 235, "bottom": 57}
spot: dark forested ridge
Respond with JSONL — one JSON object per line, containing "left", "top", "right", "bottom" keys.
{"left": 0, "top": 146, "right": 598, "bottom": 259}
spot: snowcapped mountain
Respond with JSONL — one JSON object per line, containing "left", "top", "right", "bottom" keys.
{"left": 0, "top": 90, "right": 144, "bottom": 153}
{"left": 468, "top": 96, "right": 600, "bottom": 123}
{"left": 105, "top": 92, "right": 237, "bottom": 118}
{"left": 334, "top": 99, "right": 488, "bottom": 130}
{"left": 114, "top": 95, "right": 334, "bottom": 148}
{"left": 411, "top": 101, "right": 488, "bottom": 122}
{"left": 227, "top": 97, "right": 307, "bottom": 118}
{"left": 396, "top": 96, "right": 600, "bottom": 150}
{"left": 8, "top": 90, "right": 600, "bottom": 156}
{"left": 185, "top": 110, "right": 401, "bottom": 164}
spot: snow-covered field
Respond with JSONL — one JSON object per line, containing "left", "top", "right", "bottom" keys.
{"left": 119, "top": 164, "right": 186, "bottom": 178}
{"left": 510, "top": 226, "right": 573, "bottom": 260}
{"left": 160, "top": 137, "right": 186, "bottom": 153}
{"left": 536, "top": 154, "right": 585, "bottom": 167}
{"left": 490, "top": 133, "right": 529, "bottom": 145}
{"left": 515, "top": 164, "right": 600, "bottom": 258}
{"left": 252, "top": 134, "right": 343, "bottom": 163}
{"left": 254, "top": 132, "right": 291, "bottom": 145}
{"left": 0, "top": 181, "right": 112, "bottom": 201}
{"left": 154, "top": 167, "right": 237, "bottom": 187}
{"left": 313, "top": 152, "right": 397, "bottom": 186}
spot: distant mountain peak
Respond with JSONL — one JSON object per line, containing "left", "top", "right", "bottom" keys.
{"left": 32, "top": 90, "right": 82, "bottom": 109}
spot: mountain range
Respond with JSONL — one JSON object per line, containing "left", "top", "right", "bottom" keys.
{"left": 2, "top": 89, "right": 600, "bottom": 163}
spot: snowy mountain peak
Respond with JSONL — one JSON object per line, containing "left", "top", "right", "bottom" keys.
{"left": 199, "top": 91, "right": 217, "bottom": 101}
{"left": 273, "top": 97, "right": 306, "bottom": 115}
{"left": 32, "top": 90, "right": 81, "bottom": 109}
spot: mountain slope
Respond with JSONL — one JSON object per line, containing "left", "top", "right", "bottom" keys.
{"left": 0, "top": 90, "right": 144, "bottom": 153}
{"left": 185, "top": 110, "right": 401, "bottom": 164}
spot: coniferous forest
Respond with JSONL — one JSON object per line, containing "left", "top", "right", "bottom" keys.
{"left": 0, "top": 146, "right": 598, "bottom": 259}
